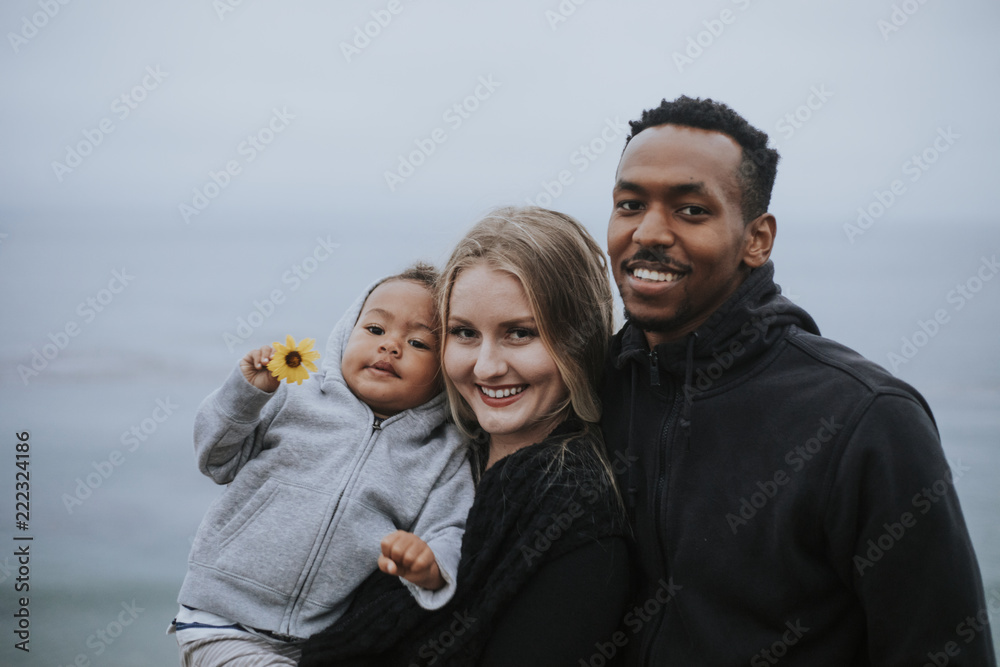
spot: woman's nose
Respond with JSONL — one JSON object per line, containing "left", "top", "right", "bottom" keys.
{"left": 473, "top": 340, "right": 506, "bottom": 379}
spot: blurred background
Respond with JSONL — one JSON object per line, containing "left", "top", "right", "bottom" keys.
{"left": 1, "top": 1, "right": 998, "bottom": 664}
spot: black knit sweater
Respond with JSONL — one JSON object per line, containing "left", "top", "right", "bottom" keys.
{"left": 299, "top": 419, "right": 629, "bottom": 667}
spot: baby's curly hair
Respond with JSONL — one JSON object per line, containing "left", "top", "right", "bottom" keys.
{"left": 625, "top": 95, "right": 779, "bottom": 222}
{"left": 381, "top": 262, "right": 438, "bottom": 290}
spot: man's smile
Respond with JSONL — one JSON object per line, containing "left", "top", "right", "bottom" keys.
{"left": 631, "top": 267, "right": 683, "bottom": 283}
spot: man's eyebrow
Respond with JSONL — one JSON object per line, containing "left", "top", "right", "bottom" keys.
{"left": 669, "top": 181, "right": 707, "bottom": 196}
{"left": 613, "top": 179, "right": 645, "bottom": 193}
{"left": 613, "top": 179, "right": 709, "bottom": 197}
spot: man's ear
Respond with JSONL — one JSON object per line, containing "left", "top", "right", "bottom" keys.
{"left": 742, "top": 213, "right": 776, "bottom": 268}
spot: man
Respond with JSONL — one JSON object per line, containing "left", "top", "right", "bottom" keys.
{"left": 601, "top": 96, "right": 996, "bottom": 665}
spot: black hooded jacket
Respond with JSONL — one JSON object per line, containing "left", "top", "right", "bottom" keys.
{"left": 601, "top": 261, "right": 995, "bottom": 666}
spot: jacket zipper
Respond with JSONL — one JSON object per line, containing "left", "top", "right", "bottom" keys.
{"left": 640, "top": 349, "right": 682, "bottom": 664}
{"left": 280, "top": 418, "right": 384, "bottom": 635}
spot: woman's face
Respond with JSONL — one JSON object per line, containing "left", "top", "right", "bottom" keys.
{"left": 443, "top": 264, "right": 569, "bottom": 451}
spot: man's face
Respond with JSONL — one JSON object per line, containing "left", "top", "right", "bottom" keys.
{"left": 608, "top": 124, "right": 763, "bottom": 347}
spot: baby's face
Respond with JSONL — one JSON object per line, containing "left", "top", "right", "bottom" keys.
{"left": 341, "top": 280, "right": 441, "bottom": 419}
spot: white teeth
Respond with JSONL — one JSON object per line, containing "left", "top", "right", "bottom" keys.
{"left": 633, "top": 268, "right": 681, "bottom": 283}
{"left": 481, "top": 385, "right": 525, "bottom": 398}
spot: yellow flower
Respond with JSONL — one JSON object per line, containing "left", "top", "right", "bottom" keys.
{"left": 267, "top": 335, "right": 320, "bottom": 385}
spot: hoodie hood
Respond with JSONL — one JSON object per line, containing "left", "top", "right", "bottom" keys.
{"left": 317, "top": 278, "right": 379, "bottom": 394}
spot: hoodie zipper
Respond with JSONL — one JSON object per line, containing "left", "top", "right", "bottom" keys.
{"left": 280, "top": 417, "right": 384, "bottom": 635}
{"left": 649, "top": 349, "right": 661, "bottom": 387}
{"left": 640, "top": 349, "right": 683, "bottom": 665}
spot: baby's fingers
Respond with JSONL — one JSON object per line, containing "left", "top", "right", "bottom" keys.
{"left": 404, "top": 545, "right": 436, "bottom": 573}
{"left": 384, "top": 534, "right": 417, "bottom": 568}
{"left": 380, "top": 530, "right": 407, "bottom": 557}
{"left": 381, "top": 531, "right": 430, "bottom": 571}
{"left": 254, "top": 345, "right": 275, "bottom": 369}
{"left": 394, "top": 538, "right": 434, "bottom": 573}
{"left": 378, "top": 555, "right": 398, "bottom": 576}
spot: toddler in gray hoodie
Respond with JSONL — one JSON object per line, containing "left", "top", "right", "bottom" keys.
{"left": 171, "top": 265, "right": 474, "bottom": 666}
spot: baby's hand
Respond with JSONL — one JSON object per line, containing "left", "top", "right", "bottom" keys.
{"left": 240, "top": 345, "right": 281, "bottom": 393}
{"left": 379, "top": 530, "right": 444, "bottom": 591}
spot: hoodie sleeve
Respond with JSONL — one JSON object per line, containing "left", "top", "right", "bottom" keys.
{"left": 193, "top": 363, "right": 290, "bottom": 484}
{"left": 825, "top": 392, "right": 996, "bottom": 666}
{"left": 398, "top": 442, "right": 475, "bottom": 610}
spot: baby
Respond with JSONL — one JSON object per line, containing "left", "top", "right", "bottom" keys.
{"left": 171, "top": 264, "right": 474, "bottom": 666}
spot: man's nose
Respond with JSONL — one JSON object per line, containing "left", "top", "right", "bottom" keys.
{"left": 632, "top": 205, "right": 676, "bottom": 248}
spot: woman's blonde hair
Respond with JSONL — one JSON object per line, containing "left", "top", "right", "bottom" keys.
{"left": 438, "top": 206, "right": 615, "bottom": 450}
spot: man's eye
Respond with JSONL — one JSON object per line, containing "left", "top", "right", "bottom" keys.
{"left": 617, "top": 200, "right": 643, "bottom": 211}
{"left": 365, "top": 325, "right": 384, "bottom": 335}
{"left": 679, "top": 205, "right": 709, "bottom": 216}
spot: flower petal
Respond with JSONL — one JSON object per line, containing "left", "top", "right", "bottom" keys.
{"left": 288, "top": 365, "right": 309, "bottom": 384}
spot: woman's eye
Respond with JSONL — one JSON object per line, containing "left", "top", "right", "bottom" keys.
{"left": 448, "top": 326, "right": 476, "bottom": 340}
{"left": 365, "top": 325, "right": 384, "bottom": 335}
{"left": 509, "top": 328, "right": 537, "bottom": 341}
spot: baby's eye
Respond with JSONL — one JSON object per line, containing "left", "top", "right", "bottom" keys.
{"left": 409, "top": 339, "right": 432, "bottom": 350}
{"left": 365, "top": 325, "right": 385, "bottom": 335}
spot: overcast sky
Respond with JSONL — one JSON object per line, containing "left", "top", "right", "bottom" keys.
{"left": 1, "top": 0, "right": 998, "bottom": 236}
{"left": 1, "top": 0, "right": 998, "bottom": 391}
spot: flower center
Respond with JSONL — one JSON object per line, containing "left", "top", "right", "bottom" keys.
{"left": 285, "top": 351, "right": 302, "bottom": 368}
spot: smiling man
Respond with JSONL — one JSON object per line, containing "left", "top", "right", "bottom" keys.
{"left": 600, "top": 96, "right": 996, "bottom": 666}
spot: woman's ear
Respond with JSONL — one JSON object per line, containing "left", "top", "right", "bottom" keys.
{"left": 742, "top": 213, "right": 776, "bottom": 268}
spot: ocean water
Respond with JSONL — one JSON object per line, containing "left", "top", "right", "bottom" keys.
{"left": 1, "top": 215, "right": 997, "bottom": 664}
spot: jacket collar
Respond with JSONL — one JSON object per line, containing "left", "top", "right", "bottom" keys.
{"left": 614, "top": 261, "right": 819, "bottom": 385}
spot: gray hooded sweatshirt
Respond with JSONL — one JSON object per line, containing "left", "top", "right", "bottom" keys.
{"left": 177, "top": 281, "right": 474, "bottom": 639}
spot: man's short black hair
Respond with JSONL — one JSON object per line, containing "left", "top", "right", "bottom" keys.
{"left": 625, "top": 96, "right": 780, "bottom": 222}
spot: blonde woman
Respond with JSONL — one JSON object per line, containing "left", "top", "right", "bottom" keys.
{"left": 302, "top": 207, "right": 630, "bottom": 667}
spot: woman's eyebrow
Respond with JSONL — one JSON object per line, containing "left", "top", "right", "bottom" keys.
{"left": 498, "top": 317, "right": 536, "bottom": 327}
{"left": 446, "top": 315, "right": 536, "bottom": 328}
